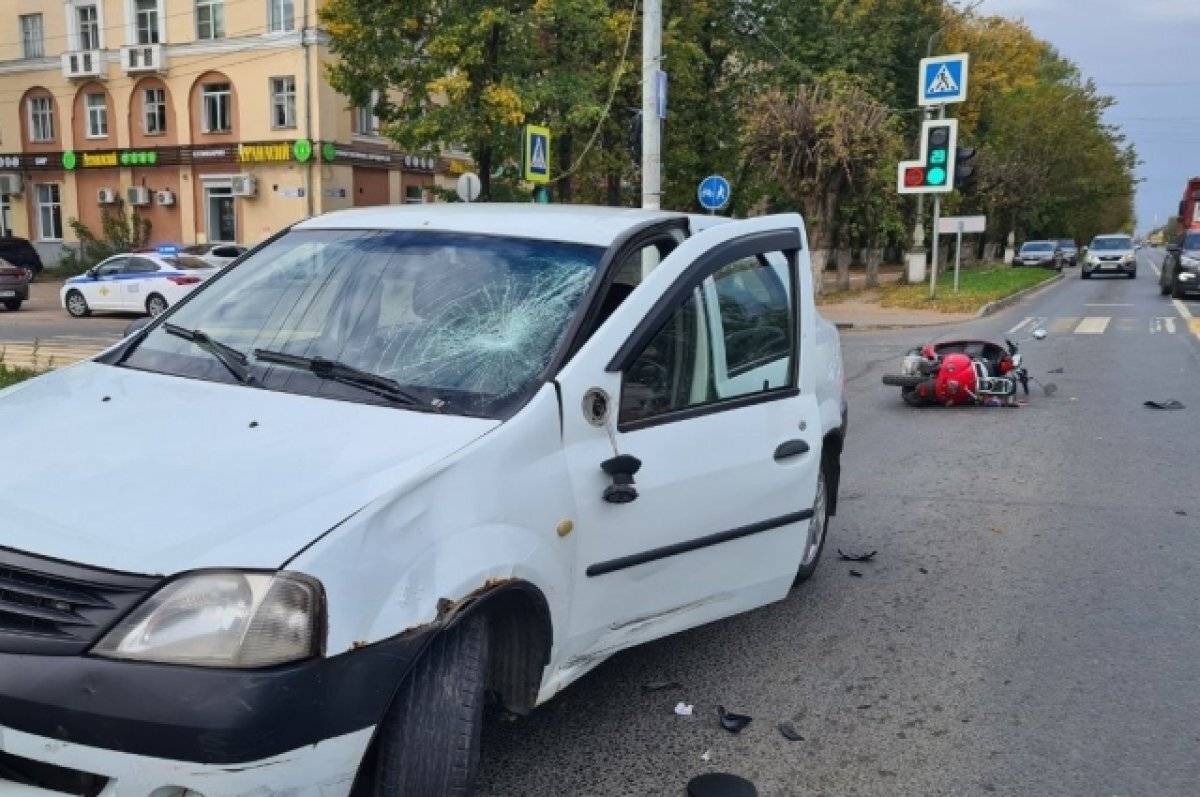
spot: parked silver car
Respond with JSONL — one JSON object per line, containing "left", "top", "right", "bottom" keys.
{"left": 1014, "top": 240, "right": 1062, "bottom": 270}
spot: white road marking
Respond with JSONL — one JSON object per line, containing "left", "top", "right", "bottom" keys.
{"left": 1084, "top": 303, "right": 1132, "bottom": 307}
{"left": 1073, "top": 317, "right": 1110, "bottom": 335}
{"left": 1174, "top": 299, "right": 1194, "bottom": 319}
{"left": 1007, "top": 317, "right": 1034, "bottom": 335}
{"left": 1147, "top": 258, "right": 1161, "bottom": 278}
{"left": 1153, "top": 317, "right": 1178, "bottom": 334}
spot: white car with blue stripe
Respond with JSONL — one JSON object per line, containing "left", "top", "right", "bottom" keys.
{"left": 61, "top": 253, "right": 219, "bottom": 318}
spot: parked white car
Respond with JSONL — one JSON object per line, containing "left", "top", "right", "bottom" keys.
{"left": 60, "top": 253, "right": 219, "bottom": 317}
{"left": 182, "top": 242, "right": 249, "bottom": 267}
{"left": 1, "top": 204, "right": 847, "bottom": 797}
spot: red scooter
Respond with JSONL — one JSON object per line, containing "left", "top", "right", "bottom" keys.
{"left": 881, "top": 329, "right": 1054, "bottom": 407}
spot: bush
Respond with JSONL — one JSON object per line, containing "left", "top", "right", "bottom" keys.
{"left": 56, "top": 198, "right": 152, "bottom": 275}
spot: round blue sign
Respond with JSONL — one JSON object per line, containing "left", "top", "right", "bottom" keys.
{"left": 698, "top": 175, "right": 731, "bottom": 210}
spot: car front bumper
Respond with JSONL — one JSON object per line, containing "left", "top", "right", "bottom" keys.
{"left": 1084, "top": 260, "right": 1135, "bottom": 274}
{"left": 0, "top": 628, "right": 434, "bottom": 796}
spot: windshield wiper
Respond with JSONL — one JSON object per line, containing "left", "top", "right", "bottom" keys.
{"left": 164, "top": 323, "right": 255, "bottom": 385}
{"left": 253, "top": 348, "right": 439, "bottom": 410}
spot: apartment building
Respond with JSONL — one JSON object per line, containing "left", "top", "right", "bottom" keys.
{"left": 0, "top": 0, "right": 457, "bottom": 263}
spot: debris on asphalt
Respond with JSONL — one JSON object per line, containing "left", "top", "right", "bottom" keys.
{"left": 849, "top": 569, "right": 863, "bottom": 577}
{"left": 717, "top": 705, "right": 753, "bottom": 733}
{"left": 1176, "top": 510, "right": 1188, "bottom": 516}
{"left": 675, "top": 702, "right": 694, "bottom": 717}
{"left": 687, "top": 772, "right": 758, "bottom": 797}
{"left": 837, "top": 548, "right": 877, "bottom": 562}
{"left": 919, "top": 567, "right": 929, "bottom": 574}
{"left": 643, "top": 680, "right": 682, "bottom": 693}
{"left": 778, "top": 722, "right": 805, "bottom": 741}
{"left": 700, "top": 749, "right": 712, "bottom": 763}
{"left": 1144, "top": 399, "right": 1185, "bottom": 410}
{"left": 990, "top": 525, "right": 1003, "bottom": 534}
{"left": 856, "top": 704, "right": 872, "bottom": 710}
{"left": 1048, "top": 367, "right": 1064, "bottom": 374}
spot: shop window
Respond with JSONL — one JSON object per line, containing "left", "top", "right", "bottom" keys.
{"left": 37, "top": 184, "right": 63, "bottom": 241}
{"left": 202, "top": 82, "right": 232, "bottom": 133}
{"left": 271, "top": 76, "right": 296, "bottom": 129}
{"left": 86, "top": 93, "right": 108, "bottom": 138}
{"left": 29, "top": 96, "right": 55, "bottom": 142}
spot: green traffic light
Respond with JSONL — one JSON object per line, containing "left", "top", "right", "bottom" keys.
{"left": 927, "top": 167, "right": 947, "bottom": 185}
{"left": 930, "top": 149, "right": 947, "bottom": 165}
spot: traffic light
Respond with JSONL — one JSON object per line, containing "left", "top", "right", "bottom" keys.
{"left": 954, "top": 146, "right": 978, "bottom": 191}
{"left": 897, "top": 119, "right": 958, "bottom": 194}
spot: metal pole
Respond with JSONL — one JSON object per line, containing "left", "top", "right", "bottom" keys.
{"left": 954, "top": 221, "right": 963, "bottom": 293}
{"left": 641, "top": 0, "right": 662, "bottom": 210}
{"left": 930, "top": 195, "right": 941, "bottom": 299}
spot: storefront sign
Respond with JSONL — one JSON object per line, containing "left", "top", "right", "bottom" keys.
{"left": 318, "top": 141, "right": 439, "bottom": 171}
{"left": 62, "top": 149, "right": 165, "bottom": 169}
{"left": 238, "top": 142, "right": 293, "bottom": 164}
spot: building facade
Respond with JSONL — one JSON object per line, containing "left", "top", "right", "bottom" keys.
{"left": 0, "top": 0, "right": 460, "bottom": 263}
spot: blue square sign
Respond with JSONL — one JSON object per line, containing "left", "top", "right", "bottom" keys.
{"left": 919, "top": 53, "right": 969, "bottom": 106}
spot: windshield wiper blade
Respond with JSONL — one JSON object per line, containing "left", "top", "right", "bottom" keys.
{"left": 164, "top": 323, "right": 255, "bottom": 385}
{"left": 253, "top": 348, "right": 437, "bottom": 410}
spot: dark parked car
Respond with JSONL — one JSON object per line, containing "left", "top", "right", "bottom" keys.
{"left": 1056, "top": 239, "right": 1078, "bottom": 267}
{"left": 0, "top": 257, "right": 30, "bottom": 311}
{"left": 1014, "top": 240, "right": 1063, "bottom": 270}
{"left": 0, "top": 237, "right": 44, "bottom": 283}
{"left": 1160, "top": 230, "right": 1200, "bottom": 298}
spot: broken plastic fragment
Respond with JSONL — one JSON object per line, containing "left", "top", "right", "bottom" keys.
{"left": 1144, "top": 399, "right": 1185, "bottom": 410}
{"left": 687, "top": 772, "right": 758, "bottom": 797}
{"left": 919, "top": 567, "right": 929, "bottom": 574}
{"left": 717, "top": 705, "right": 753, "bottom": 733}
{"left": 675, "top": 702, "right": 694, "bottom": 716}
{"left": 1048, "top": 367, "right": 1064, "bottom": 374}
{"left": 644, "top": 680, "right": 682, "bottom": 693}
{"left": 778, "top": 722, "right": 805, "bottom": 741}
{"left": 700, "top": 749, "right": 712, "bottom": 763}
{"left": 849, "top": 569, "right": 863, "bottom": 578}
{"left": 837, "top": 549, "right": 877, "bottom": 562}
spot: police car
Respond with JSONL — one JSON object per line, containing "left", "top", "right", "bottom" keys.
{"left": 61, "top": 252, "right": 219, "bottom": 317}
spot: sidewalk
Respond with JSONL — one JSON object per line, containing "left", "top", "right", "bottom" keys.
{"left": 817, "top": 264, "right": 974, "bottom": 330}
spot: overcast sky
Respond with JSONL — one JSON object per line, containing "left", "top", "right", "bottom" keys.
{"left": 979, "top": 0, "right": 1200, "bottom": 233}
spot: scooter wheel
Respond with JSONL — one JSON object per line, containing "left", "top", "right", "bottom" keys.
{"left": 882, "top": 374, "right": 925, "bottom": 388}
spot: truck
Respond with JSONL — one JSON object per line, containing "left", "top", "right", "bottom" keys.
{"left": 1179, "top": 176, "right": 1200, "bottom": 230}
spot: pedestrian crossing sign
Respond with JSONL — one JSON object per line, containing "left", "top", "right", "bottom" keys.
{"left": 919, "top": 53, "right": 969, "bottom": 106}
{"left": 523, "top": 124, "right": 551, "bottom": 184}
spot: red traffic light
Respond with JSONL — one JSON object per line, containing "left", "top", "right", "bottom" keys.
{"left": 904, "top": 167, "right": 926, "bottom": 187}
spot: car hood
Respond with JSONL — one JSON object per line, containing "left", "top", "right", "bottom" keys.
{"left": 0, "top": 363, "right": 498, "bottom": 576}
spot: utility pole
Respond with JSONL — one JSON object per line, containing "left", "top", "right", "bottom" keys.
{"left": 641, "top": 0, "right": 661, "bottom": 210}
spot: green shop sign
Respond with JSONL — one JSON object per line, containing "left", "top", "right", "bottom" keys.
{"left": 63, "top": 149, "right": 160, "bottom": 169}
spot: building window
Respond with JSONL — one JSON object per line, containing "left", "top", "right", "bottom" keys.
{"left": 77, "top": 5, "right": 100, "bottom": 51}
{"left": 20, "top": 14, "right": 44, "bottom": 59}
{"left": 37, "top": 184, "right": 63, "bottom": 241}
{"left": 268, "top": 0, "right": 294, "bottom": 32}
{"left": 86, "top": 93, "right": 108, "bottom": 138}
{"left": 270, "top": 76, "right": 296, "bottom": 129}
{"left": 136, "top": 0, "right": 160, "bottom": 44}
{"left": 144, "top": 87, "right": 166, "bottom": 134}
{"left": 196, "top": 0, "right": 225, "bottom": 39}
{"left": 353, "top": 91, "right": 379, "bottom": 136}
{"left": 202, "top": 82, "right": 232, "bottom": 133}
{"left": 405, "top": 185, "right": 424, "bottom": 204}
{"left": 205, "top": 185, "right": 236, "bottom": 242}
{"left": 28, "top": 96, "right": 55, "bottom": 142}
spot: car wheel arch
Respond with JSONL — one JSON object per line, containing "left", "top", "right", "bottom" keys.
{"left": 821, "top": 429, "right": 844, "bottom": 517}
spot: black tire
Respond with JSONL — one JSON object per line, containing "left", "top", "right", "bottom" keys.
{"left": 795, "top": 468, "right": 829, "bottom": 584}
{"left": 65, "top": 290, "right": 91, "bottom": 317}
{"left": 146, "top": 294, "right": 169, "bottom": 316}
{"left": 1127, "top": 270, "right": 1136, "bottom": 280}
{"left": 1081, "top": 270, "right": 1091, "bottom": 280}
{"left": 2, "top": 299, "right": 20, "bottom": 311}
{"left": 375, "top": 613, "right": 489, "bottom": 797}
{"left": 1172, "top": 281, "right": 1185, "bottom": 300}
{"left": 882, "top": 373, "right": 924, "bottom": 388}
{"left": 1161, "top": 283, "right": 1171, "bottom": 296}
{"left": 901, "top": 388, "right": 926, "bottom": 407}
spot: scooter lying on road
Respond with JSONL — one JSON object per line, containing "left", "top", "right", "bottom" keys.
{"left": 881, "top": 329, "right": 1055, "bottom": 407}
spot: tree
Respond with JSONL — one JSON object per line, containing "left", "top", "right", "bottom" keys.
{"left": 67, "top": 198, "right": 152, "bottom": 268}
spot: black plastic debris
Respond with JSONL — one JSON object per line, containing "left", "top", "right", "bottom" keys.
{"left": 717, "top": 706, "right": 753, "bottom": 733}
{"left": 687, "top": 772, "right": 758, "bottom": 797}
{"left": 1048, "top": 367, "right": 1064, "bottom": 374}
{"left": 778, "top": 722, "right": 805, "bottom": 741}
{"left": 919, "top": 567, "right": 929, "bottom": 574}
{"left": 642, "top": 680, "right": 682, "bottom": 693}
{"left": 1176, "top": 510, "right": 1188, "bottom": 517}
{"left": 849, "top": 570, "right": 863, "bottom": 578}
{"left": 838, "top": 549, "right": 877, "bottom": 562}
{"left": 1144, "top": 400, "right": 1185, "bottom": 410}
{"left": 856, "top": 704, "right": 872, "bottom": 710}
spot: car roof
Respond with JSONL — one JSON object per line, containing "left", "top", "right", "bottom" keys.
{"left": 1022, "top": 240, "right": 1054, "bottom": 245}
{"left": 1093, "top": 233, "right": 1131, "bottom": 239}
{"left": 293, "top": 203, "right": 707, "bottom": 247}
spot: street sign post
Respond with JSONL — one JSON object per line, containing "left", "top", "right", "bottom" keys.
{"left": 697, "top": 175, "right": 731, "bottom": 213}
{"left": 918, "top": 53, "right": 970, "bottom": 107}
{"left": 456, "top": 172, "right": 481, "bottom": 203}
{"left": 522, "top": 125, "right": 551, "bottom": 184}
{"left": 936, "top": 216, "right": 986, "bottom": 293}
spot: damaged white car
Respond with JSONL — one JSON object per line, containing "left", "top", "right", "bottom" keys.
{"left": 0, "top": 204, "right": 846, "bottom": 796}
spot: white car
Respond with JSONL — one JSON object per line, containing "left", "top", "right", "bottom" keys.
{"left": 61, "top": 253, "right": 219, "bottom": 317}
{"left": 2, "top": 204, "right": 846, "bottom": 797}
{"left": 182, "top": 242, "right": 249, "bottom": 267}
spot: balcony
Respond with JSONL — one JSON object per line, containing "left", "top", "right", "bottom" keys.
{"left": 61, "top": 50, "right": 105, "bottom": 80}
{"left": 121, "top": 44, "right": 166, "bottom": 74}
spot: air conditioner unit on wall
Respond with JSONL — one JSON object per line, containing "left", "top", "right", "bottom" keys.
{"left": 127, "top": 185, "right": 151, "bottom": 206}
{"left": 97, "top": 187, "right": 117, "bottom": 205}
{"left": 230, "top": 175, "right": 257, "bottom": 197}
{"left": 0, "top": 175, "right": 23, "bottom": 196}
{"left": 155, "top": 189, "right": 176, "bottom": 207}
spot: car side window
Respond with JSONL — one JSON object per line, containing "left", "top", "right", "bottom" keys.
{"left": 127, "top": 258, "right": 159, "bottom": 273}
{"left": 213, "top": 246, "right": 239, "bottom": 258}
{"left": 96, "top": 258, "right": 128, "bottom": 277}
{"left": 619, "top": 252, "right": 795, "bottom": 425}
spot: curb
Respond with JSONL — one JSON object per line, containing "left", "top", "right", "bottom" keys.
{"left": 975, "top": 272, "right": 1065, "bottom": 318}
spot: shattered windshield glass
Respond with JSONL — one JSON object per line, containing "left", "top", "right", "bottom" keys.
{"left": 122, "top": 229, "right": 604, "bottom": 417}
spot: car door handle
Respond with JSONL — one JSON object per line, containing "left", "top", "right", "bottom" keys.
{"left": 774, "top": 440, "right": 810, "bottom": 461}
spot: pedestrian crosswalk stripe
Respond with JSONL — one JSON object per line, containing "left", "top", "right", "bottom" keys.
{"left": 1074, "top": 317, "right": 1110, "bottom": 335}
{"left": 0, "top": 343, "right": 101, "bottom": 371}
{"left": 1049, "top": 317, "right": 1078, "bottom": 334}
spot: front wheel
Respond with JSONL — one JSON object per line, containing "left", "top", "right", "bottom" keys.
{"left": 375, "top": 613, "right": 489, "bottom": 797}
{"left": 65, "top": 290, "right": 90, "bottom": 317}
{"left": 794, "top": 469, "right": 829, "bottom": 584}
{"left": 1161, "top": 282, "right": 1171, "bottom": 296}
{"left": 1081, "top": 270, "right": 1091, "bottom": 280}
{"left": 146, "top": 294, "right": 169, "bottom": 316}
{"left": 882, "top": 373, "right": 924, "bottom": 388}
{"left": 1172, "top": 281, "right": 1186, "bottom": 300}
{"left": 1127, "top": 270, "right": 1137, "bottom": 280}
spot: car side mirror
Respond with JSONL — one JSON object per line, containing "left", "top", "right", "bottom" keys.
{"left": 123, "top": 316, "right": 153, "bottom": 337}
{"left": 85, "top": 267, "right": 97, "bottom": 278}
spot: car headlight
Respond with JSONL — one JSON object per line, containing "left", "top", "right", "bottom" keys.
{"left": 1121, "top": 253, "right": 1135, "bottom": 263}
{"left": 92, "top": 572, "right": 322, "bottom": 668}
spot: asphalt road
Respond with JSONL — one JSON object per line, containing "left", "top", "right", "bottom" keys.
{"left": 0, "top": 279, "right": 131, "bottom": 368}
{"left": 475, "top": 248, "right": 1200, "bottom": 797}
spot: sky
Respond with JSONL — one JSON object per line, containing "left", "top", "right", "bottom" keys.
{"left": 978, "top": 0, "right": 1200, "bottom": 233}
